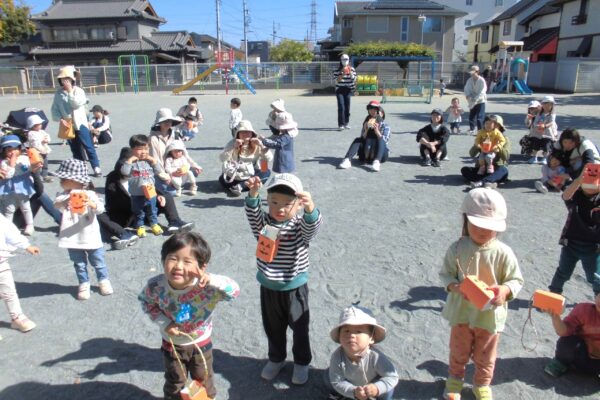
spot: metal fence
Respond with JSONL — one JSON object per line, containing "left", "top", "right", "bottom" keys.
{"left": 18, "top": 62, "right": 475, "bottom": 94}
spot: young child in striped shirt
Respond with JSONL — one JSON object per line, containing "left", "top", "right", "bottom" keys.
{"left": 244, "top": 173, "right": 323, "bottom": 385}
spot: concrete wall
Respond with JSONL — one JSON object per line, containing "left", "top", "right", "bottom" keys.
{"left": 558, "top": 0, "right": 600, "bottom": 38}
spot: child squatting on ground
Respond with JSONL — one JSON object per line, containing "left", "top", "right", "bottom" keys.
{"left": 534, "top": 153, "right": 570, "bottom": 194}
{"left": 474, "top": 116, "right": 506, "bottom": 175}
{"left": 139, "top": 231, "right": 240, "bottom": 400}
{"left": 245, "top": 173, "right": 323, "bottom": 385}
{"left": 54, "top": 158, "right": 113, "bottom": 301}
{"left": 0, "top": 213, "right": 40, "bottom": 339}
{"left": 164, "top": 140, "right": 202, "bottom": 197}
{"left": 326, "top": 305, "right": 399, "bottom": 400}
{"left": 440, "top": 188, "right": 524, "bottom": 400}
{"left": 121, "top": 134, "right": 171, "bottom": 238}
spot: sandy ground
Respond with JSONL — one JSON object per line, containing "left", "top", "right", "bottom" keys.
{"left": 1, "top": 88, "right": 600, "bottom": 400}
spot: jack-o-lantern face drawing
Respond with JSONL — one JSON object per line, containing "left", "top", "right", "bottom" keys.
{"left": 142, "top": 183, "right": 157, "bottom": 199}
{"left": 459, "top": 275, "right": 496, "bottom": 311}
{"left": 69, "top": 191, "right": 88, "bottom": 214}
{"left": 480, "top": 140, "right": 493, "bottom": 153}
{"left": 582, "top": 163, "right": 600, "bottom": 190}
{"left": 256, "top": 236, "right": 279, "bottom": 263}
{"left": 27, "top": 148, "right": 43, "bottom": 165}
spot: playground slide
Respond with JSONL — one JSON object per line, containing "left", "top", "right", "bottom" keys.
{"left": 231, "top": 65, "right": 257, "bottom": 94}
{"left": 493, "top": 79, "right": 507, "bottom": 93}
{"left": 172, "top": 64, "right": 219, "bottom": 94}
{"left": 514, "top": 79, "right": 533, "bottom": 95}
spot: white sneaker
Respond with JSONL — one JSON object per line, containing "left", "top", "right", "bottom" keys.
{"left": 77, "top": 282, "right": 91, "bottom": 300}
{"left": 23, "top": 225, "right": 34, "bottom": 236}
{"left": 93, "top": 167, "right": 102, "bottom": 177}
{"left": 344, "top": 125, "right": 351, "bottom": 130}
{"left": 371, "top": 160, "right": 381, "bottom": 171}
{"left": 535, "top": 180, "right": 549, "bottom": 194}
{"left": 470, "top": 181, "right": 483, "bottom": 189}
{"left": 292, "top": 364, "right": 309, "bottom": 385}
{"left": 98, "top": 279, "right": 114, "bottom": 296}
{"left": 338, "top": 126, "right": 344, "bottom": 131}
{"left": 261, "top": 361, "right": 285, "bottom": 381}
{"left": 338, "top": 158, "right": 351, "bottom": 169}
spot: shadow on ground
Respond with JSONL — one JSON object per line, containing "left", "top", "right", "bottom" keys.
{"left": 0, "top": 381, "right": 159, "bottom": 400}
{"left": 390, "top": 286, "right": 446, "bottom": 312}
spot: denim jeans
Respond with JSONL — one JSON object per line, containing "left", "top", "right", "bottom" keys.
{"left": 461, "top": 165, "right": 509, "bottom": 184}
{"left": 131, "top": 195, "right": 158, "bottom": 227}
{"left": 336, "top": 87, "right": 352, "bottom": 127}
{"left": 469, "top": 103, "right": 486, "bottom": 131}
{"left": 67, "top": 247, "right": 108, "bottom": 284}
{"left": 69, "top": 124, "right": 100, "bottom": 169}
{"left": 450, "top": 122, "right": 460, "bottom": 133}
{"left": 549, "top": 240, "right": 600, "bottom": 296}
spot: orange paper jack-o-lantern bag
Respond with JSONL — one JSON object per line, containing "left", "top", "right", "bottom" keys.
{"left": 69, "top": 190, "right": 88, "bottom": 214}
{"left": 480, "top": 140, "right": 493, "bottom": 154}
{"left": 180, "top": 379, "right": 210, "bottom": 400}
{"left": 532, "top": 289, "right": 565, "bottom": 315}
{"left": 186, "top": 120, "right": 194, "bottom": 130}
{"left": 260, "top": 158, "right": 269, "bottom": 173}
{"left": 142, "top": 183, "right": 157, "bottom": 199}
{"left": 582, "top": 163, "right": 600, "bottom": 190}
{"left": 460, "top": 275, "right": 497, "bottom": 311}
{"left": 27, "top": 148, "right": 43, "bottom": 165}
{"left": 256, "top": 225, "right": 280, "bottom": 263}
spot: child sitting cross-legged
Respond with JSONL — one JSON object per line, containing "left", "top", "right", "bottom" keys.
{"left": 534, "top": 153, "right": 570, "bottom": 194}
{"left": 326, "top": 305, "right": 399, "bottom": 400}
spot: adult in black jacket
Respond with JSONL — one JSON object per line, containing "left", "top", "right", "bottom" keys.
{"left": 416, "top": 108, "right": 450, "bottom": 167}
{"left": 100, "top": 148, "right": 194, "bottom": 249}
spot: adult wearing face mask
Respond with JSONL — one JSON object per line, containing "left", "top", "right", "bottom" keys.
{"left": 333, "top": 54, "right": 357, "bottom": 131}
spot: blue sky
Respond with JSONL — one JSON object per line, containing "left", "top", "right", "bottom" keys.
{"left": 27, "top": 0, "right": 336, "bottom": 47}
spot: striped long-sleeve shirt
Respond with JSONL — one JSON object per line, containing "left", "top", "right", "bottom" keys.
{"left": 333, "top": 67, "right": 357, "bottom": 91}
{"left": 245, "top": 196, "right": 323, "bottom": 291}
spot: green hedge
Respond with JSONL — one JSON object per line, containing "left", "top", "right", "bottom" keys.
{"left": 346, "top": 41, "right": 435, "bottom": 58}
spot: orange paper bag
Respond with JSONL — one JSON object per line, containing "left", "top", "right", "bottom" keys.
{"left": 480, "top": 140, "right": 493, "bottom": 153}
{"left": 69, "top": 191, "right": 88, "bottom": 214}
{"left": 27, "top": 148, "right": 43, "bottom": 165}
{"left": 532, "top": 290, "right": 565, "bottom": 315}
{"left": 142, "top": 183, "right": 157, "bottom": 199}
{"left": 256, "top": 225, "right": 280, "bottom": 263}
{"left": 260, "top": 158, "right": 268, "bottom": 173}
{"left": 180, "top": 379, "right": 210, "bottom": 400}
{"left": 460, "top": 275, "right": 496, "bottom": 311}
{"left": 582, "top": 163, "right": 600, "bottom": 190}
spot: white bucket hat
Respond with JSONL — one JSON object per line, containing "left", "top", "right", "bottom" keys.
{"left": 235, "top": 120, "right": 257, "bottom": 136}
{"left": 461, "top": 188, "right": 507, "bottom": 232}
{"left": 541, "top": 95, "right": 556, "bottom": 104}
{"left": 469, "top": 65, "right": 480, "bottom": 74}
{"left": 26, "top": 114, "right": 46, "bottom": 129}
{"left": 270, "top": 99, "right": 286, "bottom": 112}
{"left": 56, "top": 65, "right": 80, "bottom": 81}
{"left": 528, "top": 100, "right": 541, "bottom": 109}
{"left": 275, "top": 112, "right": 298, "bottom": 137}
{"left": 165, "top": 140, "right": 186, "bottom": 155}
{"left": 330, "top": 305, "right": 386, "bottom": 344}
{"left": 265, "top": 173, "right": 303, "bottom": 194}
{"left": 154, "top": 108, "right": 182, "bottom": 126}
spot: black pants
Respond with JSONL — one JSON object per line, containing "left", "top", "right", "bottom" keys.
{"left": 260, "top": 284, "right": 311, "bottom": 365}
{"left": 162, "top": 342, "right": 216, "bottom": 400}
{"left": 98, "top": 212, "right": 126, "bottom": 241}
{"left": 555, "top": 335, "right": 600, "bottom": 375}
{"left": 335, "top": 87, "right": 352, "bottom": 127}
{"left": 156, "top": 191, "right": 180, "bottom": 225}
{"left": 419, "top": 144, "right": 447, "bottom": 161}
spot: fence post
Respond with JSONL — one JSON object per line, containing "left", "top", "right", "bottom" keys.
{"left": 103, "top": 66, "right": 107, "bottom": 85}
{"left": 155, "top": 65, "right": 159, "bottom": 86}
{"left": 50, "top": 67, "right": 56, "bottom": 88}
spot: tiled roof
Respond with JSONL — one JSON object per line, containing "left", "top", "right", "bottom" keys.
{"left": 31, "top": 0, "right": 165, "bottom": 23}
{"left": 365, "top": 0, "right": 445, "bottom": 10}
{"left": 493, "top": 0, "right": 544, "bottom": 22}
{"left": 189, "top": 33, "right": 240, "bottom": 52}
{"left": 337, "top": 0, "right": 465, "bottom": 16}
{"left": 520, "top": 27, "right": 559, "bottom": 51}
{"left": 30, "top": 31, "right": 190, "bottom": 55}
{"left": 336, "top": 1, "right": 370, "bottom": 16}
{"left": 520, "top": 4, "right": 560, "bottom": 25}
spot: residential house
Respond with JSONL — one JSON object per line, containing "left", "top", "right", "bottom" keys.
{"left": 29, "top": 0, "right": 204, "bottom": 65}
{"left": 466, "top": 22, "right": 500, "bottom": 63}
{"left": 189, "top": 33, "right": 243, "bottom": 63}
{"left": 319, "top": 0, "right": 467, "bottom": 63}
{"left": 519, "top": 4, "right": 560, "bottom": 61}
{"left": 550, "top": 0, "right": 600, "bottom": 58}
{"left": 246, "top": 41, "right": 270, "bottom": 63}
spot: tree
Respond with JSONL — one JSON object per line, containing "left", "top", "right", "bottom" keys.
{"left": 269, "top": 40, "right": 313, "bottom": 62}
{"left": 0, "top": 0, "right": 36, "bottom": 44}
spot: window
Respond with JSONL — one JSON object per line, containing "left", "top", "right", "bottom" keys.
{"left": 503, "top": 20, "right": 511, "bottom": 35}
{"left": 423, "top": 16, "right": 441, "bottom": 33}
{"left": 465, "top": 19, "right": 472, "bottom": 27}
{"left": 495, "top": 0, "right": 503, "bottom": 6}
{"left": 367, "top": 16, "right": 388, "bottom": 33}
{"left": 466, "top": 0, "right": 473, "bottom": 5}
{"left": 401, "top": 16, "right": 409, "bottom": 41}
{"left": 343, "top": 18, "right": 353, "bottom": 28}
{"left": 463, "top": 39, "right": 469, "bottom": 46}
{"left": 481, "top": 26, "right": 489, "bottom": 43}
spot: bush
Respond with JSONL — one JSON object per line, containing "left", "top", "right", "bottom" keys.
{"left": 346, "top": 41, "right": 435, "bottom": 58}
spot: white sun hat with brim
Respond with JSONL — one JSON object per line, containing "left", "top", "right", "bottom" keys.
{"left": 235, "top": 120, "right": 257, "bottom": 136}
{"left": 153, "top": 108, "right": 183, "bottom": 127}
{"left": 56, "top": 65, "right": 81, "bottom": 81}
{"left": 26, "top": 114, "right": 46, "bottom": 129}
{"left": 165, "top": 140, "right": 187, "bottom": 155}
{"left": 275, "top": 112, "right": 299, "bottom": 137}
{"left": 461, "top": 188, "right": 507, "bottom": 232}
{"left": 528, "top": 100, "right": 541, "bottom": 109}
{"left": 541, "top": 95, "right": 556, "bottom": 104}
{"left": 330, "top": 305, "right": 386, "bottom": 344}
{"left": 270, "top": 99, "right": 286, "bottom": 112}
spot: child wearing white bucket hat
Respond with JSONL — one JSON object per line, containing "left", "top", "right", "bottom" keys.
{"left": 528, "top": 96, "right": 558, "bottom": 164}
{"left": 164, "top": 140, "right": 202, "bottom": 196}
{"left": 440, "top": 188, "right": 523, "bottom": 400}
{"left": 327, "top": 305, "right": 398, "bottom": 400}
{"left": 261, "top": 99, "right": 298, "bottom": 173}
{"left": 26, "top": 114, "right": 52, "bottom": 182}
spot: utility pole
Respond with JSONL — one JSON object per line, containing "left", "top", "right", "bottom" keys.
{"left": 243, "top": 0, "right": 249, "bottom": 75}
{"left": 272, "top": 21, "right": 277, "bottom": 45}
{"left": 310, "top": 0, "right": 317, "bottom": 49}
{"left": 216, "top": 0, "right": 222, "bottom": 54}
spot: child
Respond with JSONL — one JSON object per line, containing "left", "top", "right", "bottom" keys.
{"left": 549, "top": 169, "right": 600, "bottom": 297}
{"left": 139, "top": 231, "right": 240, "bottom": 400}
{"left": 178, "top": 116, "right": 198, "bottom": 142}
{"left": 529, "top": 96, "right": 558, "bottom": 164}
{"left": 522, "top": 100, "right": 542, "bottom": 158}
{"left": 327, "top": 305, "right": 399, "bottom": 400}
{"left": 0, "top": 135, "right": 36, "bottom": 236}
{"left": 229, "top": 97, "right": 243, "bottom": 137}
{"left": 245, "top": 173, "right": 323, "bottom": 384}
{"left": 164, "top": 140, "right": 202, "bottom": 197}
{"left": 474, "top": 116, "right": 506, "bottom": 175}
{"left": 0, "top": 213, "right": 40, "bottom": 337}
{"left": 121, "top": 134, "right": 169, "bottom": 238}
{"left": 440, "top": 188, "right": 523, "bottom": 400}
{"left": 261, "top": 104, "right": 298, "bottom": 173}
{"left": 26, "top": 114, "right": 52, "bottom": 182}
{"left": 445, "top": 97, "right": 464, "bottom": 134}
{"left": 177, "top": 97, "right": 203, "bottom": 126}
{"left": 265, "top": 98, "right": 285, "bottom": 135}
{"left": 88, "top": 105, "right": 112, "bottom": 147}
{"left": 534, "top": 153, "right": 569, "bottom": 194}
{"left": 440, "top": 78, "right": 446, "bottom": 97}
{"left": 416, "top": 109, "right": 450, "bottom": 167}
{"left": 53, "top": 158, "right": 112, "bottom": 300}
